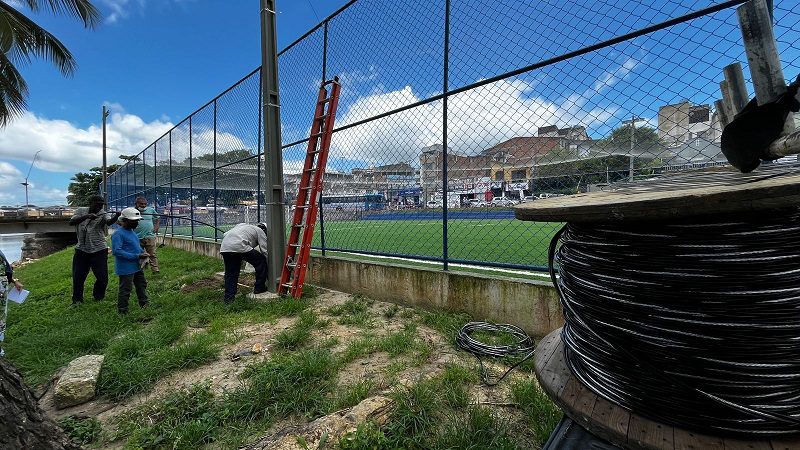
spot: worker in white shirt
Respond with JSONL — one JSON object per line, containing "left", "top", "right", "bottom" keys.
{"left": 219, "top": 222, "right": 269, "bottom": 304}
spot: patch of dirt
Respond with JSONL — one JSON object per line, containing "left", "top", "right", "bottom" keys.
{"left": 180, "top": 277, "right": 222, "bottom": 293}
{"left": 41, "top": 286, "right": 539, "bottom": 449}
{"left": 40, "top": 316, "right": 298, "bottom": 425}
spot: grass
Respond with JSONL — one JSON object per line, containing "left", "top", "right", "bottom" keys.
{"left": 336, "top": 365, "right": 520, "bottom": 450}
{"left": 510, "top": 379, "right": 563, "bottom": 446}
{"left": 8, "top": 248, "right": 560, "bottom": 448}
{"left": 114, "top": 348, "right": 350, "bottom": 449}
{"left": 325, "top": 294, "right": 375, "bottom": 327}
{"left": 171, "top": 218, "right": 562, "bottom": 271}
{"left": 274, "top": 310, "right": 321, "bottom": 350}
{"left": 6, "top": 245, "right": 316, "bottom": 397}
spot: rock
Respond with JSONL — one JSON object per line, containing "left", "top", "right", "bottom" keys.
{"left": 54, "top": 355, "right": 104, "bottom": 409}
{"left": 242, "top": 395, "right": 393, "bottom": 450}
{"left": 251, "top": 342, "right": 263, "bottom": 354}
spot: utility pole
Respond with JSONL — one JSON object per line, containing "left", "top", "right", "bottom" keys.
{"left": 261, "top": 0, "right": 285, "bottom": 292}
{"left": 623, "top": 115, "right": 644, "bottom": 182}
{"left": 102, "top": 106, "right": 110, "bottom": 205}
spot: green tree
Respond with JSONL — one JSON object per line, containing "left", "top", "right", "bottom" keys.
{"left": 67, "top": 164, "right": 119, "bottom": 206}
{"left": 595, "top": 124, "right": 666, "bottom": 155}
{"left": 0, "top": 0, "right": 101, "bottom": 126}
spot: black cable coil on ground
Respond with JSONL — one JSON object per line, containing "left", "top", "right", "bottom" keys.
{"left": 549, "top": 209, "right": 800, "bottom": 436}
{"left": 456, "top": 322, "right": 535, "bottom": 386}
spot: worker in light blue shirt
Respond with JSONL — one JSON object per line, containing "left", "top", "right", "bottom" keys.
{"left": 111, "top": 208, "right": 150, "bottom": 314}
{"left": 135, "top": 196, "right": 160, "bottom": 273}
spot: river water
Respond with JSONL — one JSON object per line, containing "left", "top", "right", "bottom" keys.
{"left": 0, "top": 233, "right": 30, "bottom": 264}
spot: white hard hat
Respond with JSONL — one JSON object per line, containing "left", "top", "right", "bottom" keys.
{"left": 120, "top": 207, "right": 143, "bottom": 220}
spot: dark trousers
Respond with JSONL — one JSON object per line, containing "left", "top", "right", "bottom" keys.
{"left": 72, "top": 249, "right": 109, "bottom": 303}
{"left": 221, "top": 250, "right": 267, "bottom": 302}
{"left": 118, "top": 271, "right": 148, "bottom": 313}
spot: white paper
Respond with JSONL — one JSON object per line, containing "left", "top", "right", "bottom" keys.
{"left": 7, "top": 288, "right": 29, "bottom": 304}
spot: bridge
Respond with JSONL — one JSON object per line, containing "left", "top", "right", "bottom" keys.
{"left": 0, "top": 216, "right": 76, "bottom": 234}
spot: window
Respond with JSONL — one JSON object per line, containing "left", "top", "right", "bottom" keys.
{"left": 494, "top": 170, "right": 504, "bottom": 181}
{"left": 688, "top": 107, "right": 709, "bottom": 124}
{"left": 511, "top": 170, "right": 526, "bottom": 181}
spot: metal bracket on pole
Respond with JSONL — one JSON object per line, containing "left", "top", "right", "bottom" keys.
{"left": 261, "top": 0, "right": 285, "bottom": 292}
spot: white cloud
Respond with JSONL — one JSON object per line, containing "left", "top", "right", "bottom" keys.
{"left": 100, "top": 0, "right": 194, "bottom": 24}
{"left": 0, "top": 110, "right": 173, "bottom": 173}
{"left": 329, "top": 75, "right": 624, "bottom": 166}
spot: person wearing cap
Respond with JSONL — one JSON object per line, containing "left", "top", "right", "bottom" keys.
{"left": 134, "top": 196, "right": 161, "bottom": 273}
{"left": 111, "top": 207, "right": 150, "bottom": 314}
{"left": 69, "top": 195, "right": 121, "bottom": 305}
{"left": 219, "top": 222, "right": 269, "bottom": 304}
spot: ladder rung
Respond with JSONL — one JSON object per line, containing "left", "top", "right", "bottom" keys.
{"left": 296, "top": 205, "right": 310, "bottom": 209}
{"left": 281, "top": 283, "right": 294, "bottom": 288}
{"left": 309, "top": 150, "right": 321, "bottom": 155}
{"left": 289, "top": 243, "right": 301, "bottom": 247}
{"left": 287, "top": 263, "right": 297, "bottom": 268}
{"left": 300, "top": 186, "right": 312, "bottom": 190}
{"left": 315, "top": 114, "right": 329, "bottom": 120}
{"left": 292, "top": 223, "right": 304, "bottom": 228}
{"left": 310, "top": 132, "right": 324, "bottom": 138}
{"left": 319, "top": 97, "right": 332, "bottom": 103}
{"left": 304, "top": 168, "right": 317, "bottom": 172}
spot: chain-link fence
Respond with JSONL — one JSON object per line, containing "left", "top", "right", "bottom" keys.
{"left": 107, "top": 0, "right": 800, "bottom": 272}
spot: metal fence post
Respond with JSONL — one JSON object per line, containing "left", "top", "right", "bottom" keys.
{"left": 141, "top": 151, "right": 145, "bottom": 197}
{"left": 153, "top": 142, "right": 158, "bottom": 208}
{"left": 442, "top": 0, "right": 450, "bottom": 271}
{"left": 133, "top": 157, "right": 137, "bottom": 203}
{"left": 169, "top": 131, "right": 173, "bottom": 237}
{"left": 189, "top": 116, "right": 195, "bottom": 240}
{"left": 319, "top": 20, "right": 329, "bottom": 257}
{"left": 257, "top": 70, "right": 263, "bottom": 224}
{"left": 213, "top": 99, "right": 219, "bottom": 241}
{"left": 261, "top": 0, "right": 286, "bottom": 292}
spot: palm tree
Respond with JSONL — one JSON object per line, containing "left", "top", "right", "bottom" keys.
{"left": 0, "top": 0, "right": 100, "bottom": 126}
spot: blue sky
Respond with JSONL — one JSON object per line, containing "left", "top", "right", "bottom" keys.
{"left": 0, "top": 0, "right": 351, "bottom": 206}
{"left": 1, "top": 0, "right": 798, "bottom": 206}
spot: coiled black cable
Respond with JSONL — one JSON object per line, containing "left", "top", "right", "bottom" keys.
{"left": 549, "top": 208, "right": 800, "bottom": 436}
{"left": 456, "top": 321, "right": 535, "bottom": 386}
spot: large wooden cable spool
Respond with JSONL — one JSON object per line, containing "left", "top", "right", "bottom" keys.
{"left": 515, "top": 163, "right": 800, "bottom": 449}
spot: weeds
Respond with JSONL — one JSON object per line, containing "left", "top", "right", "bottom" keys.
{"left": 58, "top": 416, "right": 102, "bottom": 446}
{"left": 511, "top": 379, "right": 562, "bottom": 446}
{"left": 275, "top": 310, "right": 319, "bottom": 350}
{"left": 383, "top": 304, "right": 400, "bottom": 319}
{"left": 326, "top": 295, "right": 375, "bottom": 327}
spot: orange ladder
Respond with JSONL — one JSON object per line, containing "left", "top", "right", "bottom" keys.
{"left": 278, "top": 77, "right": 341, "bottom": 298}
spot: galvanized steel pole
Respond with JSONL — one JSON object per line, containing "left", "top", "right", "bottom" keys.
{"left": 102, "top": 106, "right": 109, "bottom": 205}
{"left": 261, "top": 0, "right": 285, "bottom": 292}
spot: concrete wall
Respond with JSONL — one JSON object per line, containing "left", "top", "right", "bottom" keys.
{"left": 162, "top": 236, "right": 563, "bottom": 337}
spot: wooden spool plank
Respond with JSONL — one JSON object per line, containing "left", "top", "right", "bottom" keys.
{"left": 721, "top": 439, "right": 772, "bottom": 450}
{"left": 514, "top": 164, "right": 800, "bottom": 223}
{"left": 628, "top": 414, "right": 675, "bottom": 450}
{"left": 591, "top": 396, "right": 631, "bottom": 441}
{"left": 673, "top": 428, "right": 724, "bottom": 450}
{"left": 534, "top": 330, "right": 571, "bottom": 401}
{"left": 770, "top": 436, "right": 800, "bottom": 450}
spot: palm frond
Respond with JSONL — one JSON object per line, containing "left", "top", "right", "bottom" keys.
{"left": 1, "top": 1, "right": 77, "bottom": 75}
{"left": 0, "top": 52, "right": 29, "bottom": 126}
{"left": 22, "top": 0, "right": 101, "bottom": 28}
